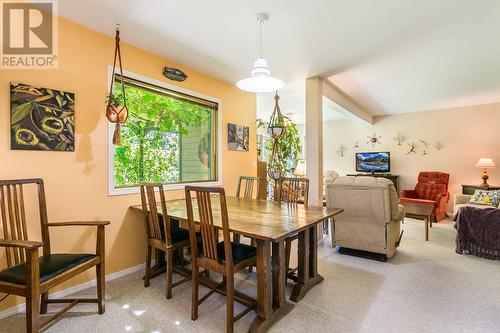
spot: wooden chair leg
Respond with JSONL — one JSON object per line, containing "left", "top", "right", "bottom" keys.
{"left": 191, "top": 263, "right": 199, "bottom": 320}
{"left": 178, "top": 247, "right": 184, "bottom": 266}
{"left": 40, "top": 292, "right": 48, "bottom": 314}
{"left": 166, "top": 250, "right": 173, "bottom": 299}
{"left": 285, "top": 238, "right": 292, "bottom": 272}
{"left": 26, "top": 249, "right": 40, "bottom": 333}
{"left": 330, "top": 218, "right": 335, "bottom": 248}
{"left": 26, "top": 290, "right": 40, "bottom": 333}
{"left": 144, "top": 245, "right": 152, "bottom": 288}
{"left": 226, "top": 274, "right": 234, "bottom": 333}
{"left": 96, "top": 262, "right": 105, "bottom": 314}
{"left": 233, "top": 234, "right": 241, "bottom": 243}
{"left": 248, "top": 238, "right": 256, "bottom": 273}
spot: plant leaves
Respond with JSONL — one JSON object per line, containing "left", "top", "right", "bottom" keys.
{"left": 41, "top": 105, "right": 53, "bottom": 113}
{"left": 11, "top": 102, "right": 32, "bottom": 125}
{"left": 55, "top": 95, "right": 63, "bottom": 107}
{"left": 35, "top": 95, "right": 53, "bottom": 102}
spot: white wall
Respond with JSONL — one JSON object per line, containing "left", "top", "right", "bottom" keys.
{"left": 323, "top": 103, "right": 500, "bottom": 213}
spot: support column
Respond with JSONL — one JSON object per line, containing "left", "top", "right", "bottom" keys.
{"left": 305, "top": 77, "right": 323, "bottom": 207}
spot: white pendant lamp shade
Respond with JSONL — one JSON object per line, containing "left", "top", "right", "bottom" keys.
{"left": 237, "top": 57, "right": 284, "bottom": 93}
{"left": 237, "top": 13, "right": 284, "bottom": 93}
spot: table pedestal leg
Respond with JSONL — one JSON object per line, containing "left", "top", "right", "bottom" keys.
{"left": 290, "top": 225, "right": 324, "bottom": 302}
{"left": 249, "top": 240, "right": 294, "bottom": 333}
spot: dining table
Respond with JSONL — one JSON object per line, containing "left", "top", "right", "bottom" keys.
{"left": 130, "top": 196, "right": 343, "bottom": 333}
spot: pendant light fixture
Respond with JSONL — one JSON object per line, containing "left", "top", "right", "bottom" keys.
{"left": 236, "top": 13, "right": 284, "bottom": 93}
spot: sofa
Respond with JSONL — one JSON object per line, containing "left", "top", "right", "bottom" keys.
{"left": 400, "top": 172, "right": 450, "bottom": 222}
{"left": 323, "top": 170, "right": 339, "bottom": 196}
{"left": 453, "top": 193, "right": 500, "bottom": 216}
{"left": 453, "top": 194, "right": 500, "bottom": 260}
{"left": 326, "top": 176, "right": 405, "bottom": 259}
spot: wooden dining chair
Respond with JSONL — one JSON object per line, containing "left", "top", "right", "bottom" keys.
{"left": 280, "top": 177, "right": 310, "bottom": 280}
{"left": 185, "top": 186, "right": 256, "bottom": 333}
{"left": 140, "top": 183, "right": 191, "bottom": 299}
{"left": 233, "top": 176, "right": 260, "bottom": 243}
{"left": 235, "top": 176, "right": 261, "bottom": 200}
{"left": 0, "top": 178, "right": 109, "bottom": 333}
{"left": 280, "top": 177, "right": 309, "bottom": 205}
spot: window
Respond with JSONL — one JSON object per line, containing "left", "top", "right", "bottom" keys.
{"left": 108, "top": 71, "right": 221, "bottom": 195}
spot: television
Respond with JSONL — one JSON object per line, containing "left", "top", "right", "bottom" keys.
{"left": 355, "top": 152, "right": 390, "bottom": 173}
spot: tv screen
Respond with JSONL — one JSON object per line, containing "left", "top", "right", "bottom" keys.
{"left": 356, "top": 152, "right": 390, "bottom": 173}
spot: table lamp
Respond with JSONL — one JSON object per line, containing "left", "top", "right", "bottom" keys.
{"left": 476, "top": 157, "right": 496, "bottom": 188}
{"left": 293, "top": 159, "right": 306, "bottom": 177}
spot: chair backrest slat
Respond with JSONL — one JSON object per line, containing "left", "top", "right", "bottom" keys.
{"left": 280, "top": 177, "right": 310, "bottom": 206}
{"left": 18, "top": 185, "right": 28, "bottom": 242}
{"left": 140, "top": 183, "right": 171, "bottom": 245}
{"left": 0, "top": 185, "right": 12, "bottom": 267}
{"left": 236, "top": 176, "right": 261, "bottom": 200}
{"left": 185, "top": 186, "right": 232, "bottom": 265}
{"left": 197, "top": 191, "right": 217, "bottom": 260}
{"left": 0, "top": 179, "right": 47, "bottom": 268}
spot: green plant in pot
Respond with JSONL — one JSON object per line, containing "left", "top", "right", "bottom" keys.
{"left": 257, "top": 116, "right": 302, "bottom": 175}
{"left": 105, "top": 93, "right": 128, "bottom": 145}
{"left": 105, "top": 93, "right": 128, "bottom": 124}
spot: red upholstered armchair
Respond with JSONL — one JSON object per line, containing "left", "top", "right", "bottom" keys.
{"left": 400, "top": 172, "right": 450, "bottom": 222}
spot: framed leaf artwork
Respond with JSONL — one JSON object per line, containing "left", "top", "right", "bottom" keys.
{"left": 10, "top": 82, "right": 75, "bottom": 151}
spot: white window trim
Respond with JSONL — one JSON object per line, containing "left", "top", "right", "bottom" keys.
{"left": 107, "top": 67, "right": 223, "bottom": 196}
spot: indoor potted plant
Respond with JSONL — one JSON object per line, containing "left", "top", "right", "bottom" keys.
{"left": 105, "top": 93, "right": 128, "bottom": 145}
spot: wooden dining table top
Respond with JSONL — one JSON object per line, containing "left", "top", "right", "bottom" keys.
{"left": 130, "top": 196, "right": 343, "bottom": 242}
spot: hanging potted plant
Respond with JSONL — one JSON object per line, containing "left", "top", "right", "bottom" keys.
{"left": 257, "top": 93, "right": 302, "bottom": 200}
{"left": 105, "top": 92, "right": 128, "bottom": 146}
{"left": 106, "top": 25, "right": 128, "bottom": 146}
{"left": 105, "top": 93, "right": 128, "bottom": 124}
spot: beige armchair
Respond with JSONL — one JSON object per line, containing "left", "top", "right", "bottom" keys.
{"left": 326, "top": 176, "right": 404, "bottom": 259}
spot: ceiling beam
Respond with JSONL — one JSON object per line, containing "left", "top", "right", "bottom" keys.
{"left": 321, "top": 79, "right": 374, "bottom": 125}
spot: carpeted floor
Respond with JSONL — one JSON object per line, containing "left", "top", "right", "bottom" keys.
{"left": 1, "top": 218, "right": 500, "bottom": 332}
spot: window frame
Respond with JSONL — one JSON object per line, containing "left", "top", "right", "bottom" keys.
{"left": 107, "top": 67, "right": 222, "bottom": 196}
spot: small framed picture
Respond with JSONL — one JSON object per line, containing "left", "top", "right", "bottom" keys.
{"left": 228, "top": 123, "right": 249, "bottom": 151}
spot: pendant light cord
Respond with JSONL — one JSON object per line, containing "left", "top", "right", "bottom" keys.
{"left": 259, "top": 19, "right": 262, "bottom": 58}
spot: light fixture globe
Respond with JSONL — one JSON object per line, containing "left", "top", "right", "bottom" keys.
{"left": 236, "top": 57, "right": 284, "bottom": 93}
{"left": 236, "top": 13, "right": 284, "bottom": 93}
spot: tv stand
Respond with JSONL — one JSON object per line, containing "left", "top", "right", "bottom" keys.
{"left": 346, "top": 173, "right": 400, "bottom": 192}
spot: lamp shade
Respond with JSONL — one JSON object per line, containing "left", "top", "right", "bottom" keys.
{"left": 476, "top": 157, "right": 496, "bottom": 168}
{"left": 293, "top": 159, "right": 306, "bottom": 176}
{"left": 236, "top": 58, "right": 284, "bottom": 93}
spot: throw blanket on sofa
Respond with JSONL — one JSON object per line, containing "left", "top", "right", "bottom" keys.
{"left": 453, "top": 206, "right": 500, "bottom": 260}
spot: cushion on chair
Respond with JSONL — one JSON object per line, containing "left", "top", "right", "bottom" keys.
{"left": 468, "top": 190, "right": 500, "bottom": 207}
{"left": 170, "top": 228, "right": 190, "bottom": 244}
{"left": 0, "top": 253, "right": 95, "bottom": 285}
{"left": 216, "top": 242, "right": 256, "bottom": 264}
{"left": 414, "top": 172, "right": 449, "bottom": 201}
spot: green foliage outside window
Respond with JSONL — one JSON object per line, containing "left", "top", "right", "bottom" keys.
{"left": 113, "top": 82, "right": 214, "bottom": 187}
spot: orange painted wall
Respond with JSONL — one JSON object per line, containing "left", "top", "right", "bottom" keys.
{"left": 0, "top": 17, "right": 256, "bottom": 311}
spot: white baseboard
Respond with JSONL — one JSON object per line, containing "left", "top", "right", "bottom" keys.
{"left": 0, "top": 262, "right": 147, "bottom": 320}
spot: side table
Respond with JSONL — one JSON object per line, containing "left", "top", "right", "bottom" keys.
{"left": 399, "top": 201, "right": 434, "bottom": 241}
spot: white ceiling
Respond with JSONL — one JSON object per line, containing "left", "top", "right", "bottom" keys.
{"left": 59, "top": 0, "right": 500, "bottom": 116}
{"left": 257, "top": 86, "right": 347, "bottom": 125}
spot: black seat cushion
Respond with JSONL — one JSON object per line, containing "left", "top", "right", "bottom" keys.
{"left": 0, "top": 253, "right": 95, "bottom": 285}
{"left": 216, "top": 242, "right": 256, "bottom": 264}
{"left": 171, "top": 228, "right": 190, "bottom": 244}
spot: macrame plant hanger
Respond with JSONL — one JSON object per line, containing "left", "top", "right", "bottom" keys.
{"left": 106, "top": 24, "right": 128, "bottom": 146}
{"left": 267, "top": 92, "right": 286, "bottom": 201}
